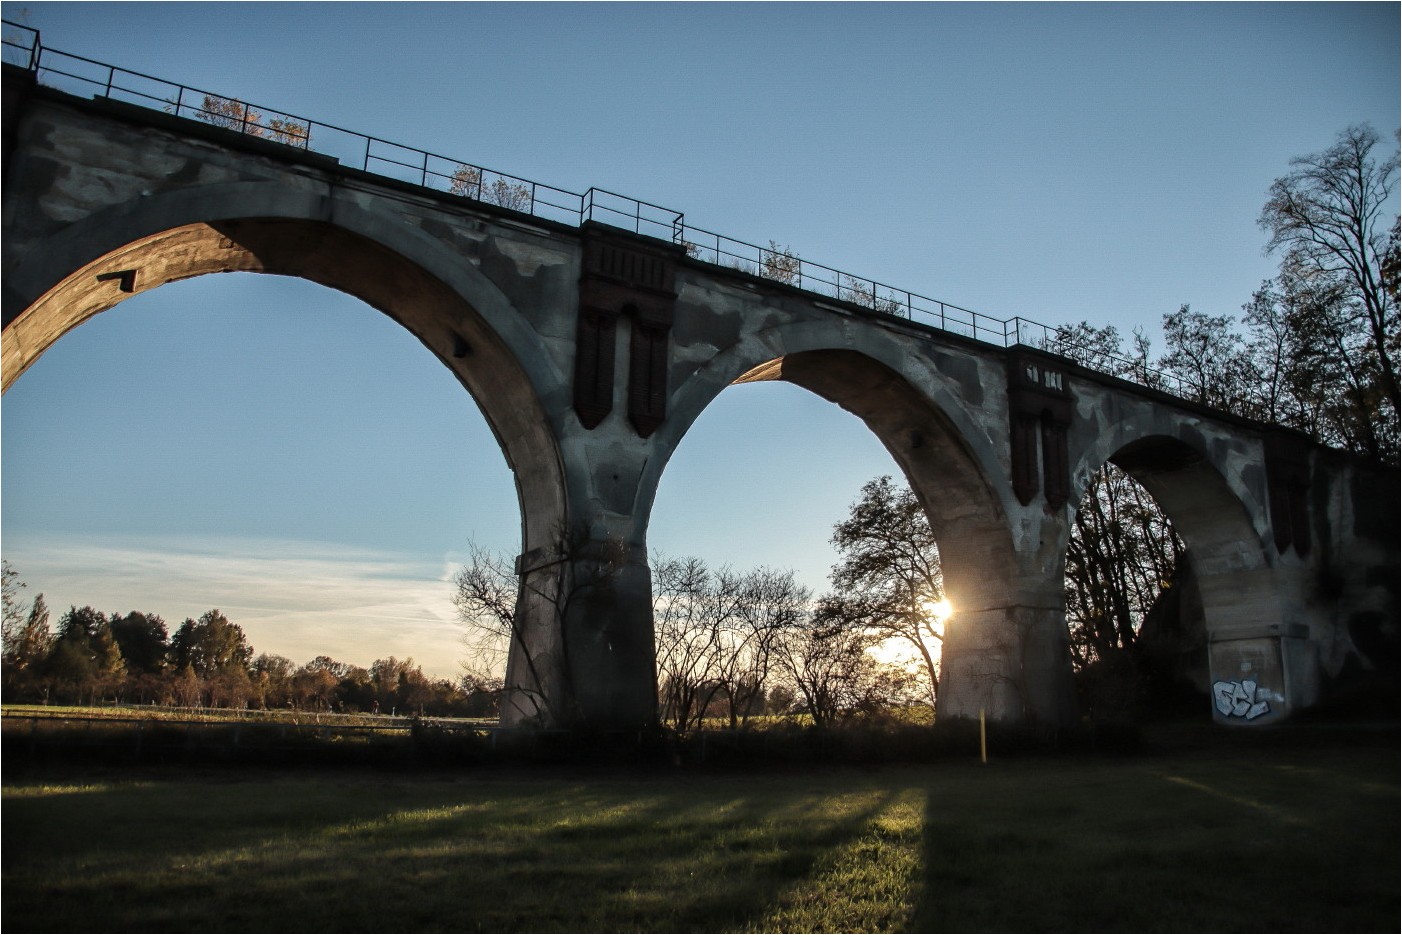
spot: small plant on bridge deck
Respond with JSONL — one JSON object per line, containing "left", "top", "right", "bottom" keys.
{"left": 760, "top": 240, "right": 801, "bottom": 285}
{"left": 449, "top": 163, "right": 534, "bottom": 212}
{"left": 195, "top": 94, "right": 308, "bottom": 148}
{"left": 840, "top": 274, "right": 905, "bottom": 315}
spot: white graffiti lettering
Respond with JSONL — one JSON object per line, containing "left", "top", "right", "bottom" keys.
{"left": 1212, "top": 679, "right": 1271, "bottom": 720}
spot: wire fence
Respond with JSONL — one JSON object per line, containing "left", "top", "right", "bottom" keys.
{"left": 1, "top": 19, "right": 1189, "bottom": 398}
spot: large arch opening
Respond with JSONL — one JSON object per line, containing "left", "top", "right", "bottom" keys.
{"left": 6, "top": 216, "right": 566, "bottom": 551}
{"left": 646, "top": 346, "right": 1020, "bottom": 728}
{"left": 2, "top": 217, "right": 559, "bottom": 714}
{"left": 1065, "top": 434, "right": 1275, "bottom": 721}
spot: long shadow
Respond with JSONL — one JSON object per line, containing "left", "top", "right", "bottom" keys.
{"left": 907, "top": 750, "right": 1401, "bottom": 934}
{"left": 17, "top": 746, "right": 1394, "bottom": 932}
{"left": 3, "top": 767, "right": 909, "bottom": 933}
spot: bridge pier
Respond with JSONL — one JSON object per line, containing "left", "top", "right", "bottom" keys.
{"left": 502, "top": 539, "right": 657, "bottom": 730}
{"left": 936, "top": 577, "right": 1078, "bottom": 728}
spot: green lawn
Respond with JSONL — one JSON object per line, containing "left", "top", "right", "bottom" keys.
{"left": 2, "top": 727, "right": 1397, "bottom": 933}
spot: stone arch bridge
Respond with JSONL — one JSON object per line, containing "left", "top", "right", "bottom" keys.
{"left": 3, "top": 56, "right": 1395, "bottom": 729}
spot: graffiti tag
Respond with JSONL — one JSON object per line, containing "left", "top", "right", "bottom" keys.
{"left": 1212, "top": 679, "right": 1271, "bottom": 720}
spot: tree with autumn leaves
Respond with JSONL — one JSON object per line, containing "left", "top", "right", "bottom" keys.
{"left": 0, "top": 563, "right": 495, "bottom": 715}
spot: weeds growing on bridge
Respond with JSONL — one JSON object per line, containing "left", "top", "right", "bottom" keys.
{"left": 2, "top": 726, "right": 1396, "bottom": 933}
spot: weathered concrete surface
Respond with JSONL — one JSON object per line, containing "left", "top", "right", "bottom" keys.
{"left": 4, "top": 69, "right": 1396, "bottom": 729}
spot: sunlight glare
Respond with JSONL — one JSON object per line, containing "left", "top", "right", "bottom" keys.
{"left": 923, "top": 597, "right": 953, "bottom": 623}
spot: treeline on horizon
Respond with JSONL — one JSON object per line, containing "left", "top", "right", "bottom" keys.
{"left": 0, "top": 576, "right": 498, "bottom": 718}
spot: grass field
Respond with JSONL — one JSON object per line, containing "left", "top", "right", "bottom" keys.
{"left": 2, "top": 724, "right": 1397, "bottom": 933}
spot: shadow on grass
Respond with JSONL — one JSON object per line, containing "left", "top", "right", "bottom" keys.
{"left": 910, "top": 747, "right": 1399, "bottom": 933}
{"left": 1, "top": 769, "right": 907, "bottom": 933}
{"left": 4, "top": 729, "right": 1396, "bottom": 933}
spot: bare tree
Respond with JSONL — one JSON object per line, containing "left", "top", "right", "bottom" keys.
{"left": 1261, "top": 124, "right": 1399, "bottom": 412}
{"left": 721, "top": 567, "right": 809, "bottom": 727}
{"left": 774, "top": 618, "right": 917, "bottom": 726}
{"left": 1, "top": 592, "right": 51, "bottom": 701}
{"left": 1064, "top": 465, "right": 1183, "bottom": 669}
{"left": 652, "top": 555, "right": 735, "bottom": 730}
{"left": 1044, "top": 324, "right": 1189, "bottom": 713}
{"left": 453, "top": 531, "right": 624, "bottom": 727}
{"left": 452, "top": 541, "right": 519, "bottom": 680}
{"left": 1045, "top": 320, "right": 1158, "bottom": 388}
{"left": 264, "top": 116, "right": 310, "bottom": 147}
{"left": 2, "top": 560, "right": 27, "bottom": 650}
{"left": 651, "top": 556, "right": 808, "bottom": 729}
{"left": 1157, "top": 304, "right": 1261, "bottom": 413}
{"left": 485, "top": 177, "right": 534, "bottom": 212}
{"left": 197, "top": 94, "right": 260, "bottom": 132}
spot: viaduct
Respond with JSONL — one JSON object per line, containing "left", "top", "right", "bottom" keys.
{"left": 2, "top": 39, "right": 1396, "bottom": 730}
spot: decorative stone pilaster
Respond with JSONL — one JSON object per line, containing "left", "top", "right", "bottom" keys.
{"left": 573, "top": 223, "right": 679, "bottom": 437}
{"left": 1007, "top": 353, "right": 1073, "bottom": 509}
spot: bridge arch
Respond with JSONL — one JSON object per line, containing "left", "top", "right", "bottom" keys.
{"left": 1065, "top": 426, "right": 1286, "bottom": 719}
{"left": 641, "top": 319, "right": 1079, "bottom": 722}
{"left": 1069, "top": 420, "right": 1275, "bottom": 606}
{"left": 1, "top": 182, "right": 569, "bottom": 558}
{"left": 647, "top": 322, "right": 1017, "bottom": 585}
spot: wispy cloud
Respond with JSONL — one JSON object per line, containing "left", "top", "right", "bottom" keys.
{"left": 2, "top": 532, "right": 470, "bottom": 678}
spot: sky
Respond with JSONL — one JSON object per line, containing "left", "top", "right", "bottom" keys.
{"left": 1, "top": 2, "right": 1397, "bottom": 679}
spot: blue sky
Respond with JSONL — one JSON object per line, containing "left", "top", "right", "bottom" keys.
{"left": 2, "top": 2, "right": 1397, "bottom": 678}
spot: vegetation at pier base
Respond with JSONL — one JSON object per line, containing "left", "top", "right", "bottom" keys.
{"left": 2, "top": 727, "right": 1395, "bottom": 933}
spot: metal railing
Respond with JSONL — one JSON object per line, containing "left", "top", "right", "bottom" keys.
{"left": 1, "top": 20, "right": 1188, "bottom": 398}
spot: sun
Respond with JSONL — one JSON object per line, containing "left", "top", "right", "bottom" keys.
{"left": 922, "top": 597, "right": 953, "bottom": 624}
